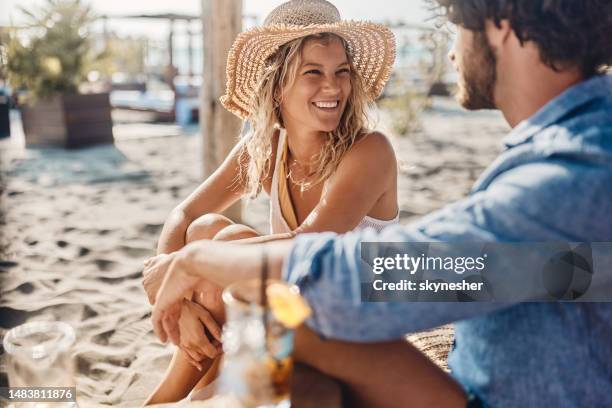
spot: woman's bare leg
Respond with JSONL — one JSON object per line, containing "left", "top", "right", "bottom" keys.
{"left": 145, "top": 213, "right": 237, "bottom": 405}
{"left": 188, "top": 223, "right": 260, "bottom": 392}
{"left": 185, "top": 213, "right": 234, "bottom": 242}
{"left": 146, "top": 217, "right": 262, "bottom": 404}
{"left": 192, "top": 354, "right": 223, "bottom": 393}
{"left": 212, "top": 224, "right": 260, "bottom": 241}
{"left": 144, "top": 350, "right": 216, "bottom": 406}
{"left": 293, "top": 326, "right": 467, "bottom": 408}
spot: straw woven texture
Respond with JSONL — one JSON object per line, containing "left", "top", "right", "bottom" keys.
{"left": 407, "top": 325, "right": 455, "bottom": 372}
{"left": 220, "top": 0, "right": 396, "bottom": 119}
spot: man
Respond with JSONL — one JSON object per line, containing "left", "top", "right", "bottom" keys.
{"left": 149, "top": 1, "right": 612, "bottom": 406}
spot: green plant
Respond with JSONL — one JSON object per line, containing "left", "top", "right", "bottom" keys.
{"left": 378, "top": 75, "right": 429, "bottom": 136}
{"left": 101, "top": 35, "right": 147, "bottom": 77}
{"left": 5, "top": 0, "right": 109, "bottom": 102}
{"left": 379, "top": 88, "right": 428, "bottom": 136}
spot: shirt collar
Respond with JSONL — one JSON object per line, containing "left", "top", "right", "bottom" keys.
{"left": 503, "top": 74, "right": 612, "bottom": 148}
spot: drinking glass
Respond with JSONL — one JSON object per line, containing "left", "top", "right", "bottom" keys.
{"left": 3, "top": 321, "right": 77, "bottom": 407}
{"left": 218, "top": 279, "right": 296, "bottom": 408}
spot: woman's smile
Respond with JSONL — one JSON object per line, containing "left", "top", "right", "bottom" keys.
{"left": 312, "top": 99, "right": 341, "bottom": 112}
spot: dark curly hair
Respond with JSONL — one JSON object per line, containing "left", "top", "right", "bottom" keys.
{"left": 431, "top": 0, "right": 612, "bottom": 78}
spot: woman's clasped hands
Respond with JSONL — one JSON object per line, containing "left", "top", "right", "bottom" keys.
{"left": 143, "top": 250, "right": 223, "bottom": 369}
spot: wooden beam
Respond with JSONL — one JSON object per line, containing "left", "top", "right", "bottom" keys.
{"left": 201, "top": 0, "right": 243, "bottom": 222}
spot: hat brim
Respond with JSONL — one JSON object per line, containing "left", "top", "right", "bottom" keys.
{"left": 220, "top": 21, "right": 396, "bottom": 120}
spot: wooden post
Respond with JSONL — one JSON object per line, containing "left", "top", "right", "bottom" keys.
{"left": 167, "top": 18, "right": 177, "bottom": 121}
{"left": 168, "top": 18, "right": 175, "bottom": 73}
{"left": 187, "top": 22, "right": 194, "bottom": 79}
{"left": 201, "top": 0, "right": 243, "bottom": 222}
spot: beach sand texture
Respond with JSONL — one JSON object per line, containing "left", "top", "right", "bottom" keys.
{"left": 0, "top": 99, "right": 508, "bottom": 406}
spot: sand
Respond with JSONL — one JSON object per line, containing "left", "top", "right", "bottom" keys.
{"left": 0, "top": 98, "right": 509, "bottom": 406}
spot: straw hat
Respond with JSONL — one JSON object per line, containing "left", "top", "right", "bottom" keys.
{"left": 220, "top": 0, "right": 396, "bottom": 119}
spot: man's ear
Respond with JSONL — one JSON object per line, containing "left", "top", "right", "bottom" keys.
{"left": 485, "top": 19, "right": 512, "bottom": 49}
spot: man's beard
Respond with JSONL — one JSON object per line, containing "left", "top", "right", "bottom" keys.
{"left": 456, "top": 31, "right": 497, "bottom": 110}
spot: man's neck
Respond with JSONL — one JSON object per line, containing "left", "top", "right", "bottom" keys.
{"left": 496, "top": 66, "right": 583, "bottom": 128}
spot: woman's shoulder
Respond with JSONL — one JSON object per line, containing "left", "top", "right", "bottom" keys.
{"left": 345, "top": 131, "right": 397, "bottom": 167}
{"left": 331, "top": 130, "right": 397, "bottom": 188}
{"left": 355, "top": 130, "right": 394, "bottom": 149}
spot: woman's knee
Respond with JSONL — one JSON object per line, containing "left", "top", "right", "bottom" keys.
{"left": 186, "top": 213, "right": 233, "bottom": 243}
{"left": 213, "top": 224, "right": 259, "bottom": 241}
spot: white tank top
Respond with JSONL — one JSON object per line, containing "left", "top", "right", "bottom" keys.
{"left": 269, "top": 128, "right": 399, "bottom": 234}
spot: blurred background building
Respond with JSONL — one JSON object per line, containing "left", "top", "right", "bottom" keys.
{"left": 0, "top": 0, "right": 455, "bottom": 129}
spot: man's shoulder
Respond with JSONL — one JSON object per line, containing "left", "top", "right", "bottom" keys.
{"left": 554, "top": 94, "right": 612, "bottom": 136}
{"left": 484, "top": 157, "right": 612, "bottom": 240}
{"left": 491, "top": 91, "right": 612, "bottom": 185}
{"left": 551, "top": 77, "right": 612, "bottom": 139}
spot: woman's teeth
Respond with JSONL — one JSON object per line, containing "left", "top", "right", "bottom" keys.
{"left": 314, "top": 101, "right": 339, "bottom": 109}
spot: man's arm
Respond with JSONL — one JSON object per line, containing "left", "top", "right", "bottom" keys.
{"left": 281, "top": 162, "right": 590, "bottom": 341}
{"left": 282, "top": 228, "right": 509, "bottom": 342}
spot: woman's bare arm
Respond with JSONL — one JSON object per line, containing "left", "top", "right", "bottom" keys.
{"left": 149, "top": 137, "right": 248, "bottom": 302}
{"left": 156, "top": 138, "right": 249, "bottom": 254}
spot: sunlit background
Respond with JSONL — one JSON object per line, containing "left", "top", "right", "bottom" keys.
{"left": 1, "top": 0, "right": 435, "bottom": 76}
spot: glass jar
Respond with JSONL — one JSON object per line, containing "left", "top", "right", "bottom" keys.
{"left": 3, "top": 321, "right": 77, "bottom": 407}
{"left": 219, "top": 279, "right": 296, "bottom": 408}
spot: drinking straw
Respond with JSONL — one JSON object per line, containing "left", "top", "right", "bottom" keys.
{"left": 260, "top": 246, "right": 269, "bottom": 352}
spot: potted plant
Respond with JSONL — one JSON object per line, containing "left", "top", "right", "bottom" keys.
{"left": 5, "top": 0, "right": 113, "bottom": 148}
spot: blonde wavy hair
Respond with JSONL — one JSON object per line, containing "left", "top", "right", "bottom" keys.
{"left": 239, "top": 33, "right": 373, "bottom": 197}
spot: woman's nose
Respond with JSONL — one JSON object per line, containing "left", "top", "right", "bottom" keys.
{"left": 322, "top": 74, "right": 341, "bottom": 93}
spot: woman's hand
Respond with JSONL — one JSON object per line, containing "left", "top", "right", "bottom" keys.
{"left": 177, "top": 299, "right": 222, "bottom": 370}
{"left": 151, "top": 250, "right": 206, "bottom": 345}
{"left": 151, "top": 240, "right": 280, "bottom": 345}
{"left": 142, "top": 253, "right": 173, "bottom": 305}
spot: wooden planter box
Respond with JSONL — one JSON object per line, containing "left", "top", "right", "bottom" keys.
{"left": 21, "top": 92, "right": 114, "bottom": 148}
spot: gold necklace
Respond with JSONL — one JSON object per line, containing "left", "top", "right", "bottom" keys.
{"left": 285, "top": 157, "right": 316, "bottom": 191}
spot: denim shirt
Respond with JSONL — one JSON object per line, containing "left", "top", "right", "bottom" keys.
{"left": 283, "top": 74, "right": 612, "bottom": 407}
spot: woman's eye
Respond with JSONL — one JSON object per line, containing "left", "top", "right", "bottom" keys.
{"left": 337, "top": 68, "right": 350, "bottom": 75}
{"left": 304, "top": 69, "right": 321, "bottom": 75}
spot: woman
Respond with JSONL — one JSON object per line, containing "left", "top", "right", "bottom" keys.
{"left": 143, "top": 0, "right": 398, "bottom": 404}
